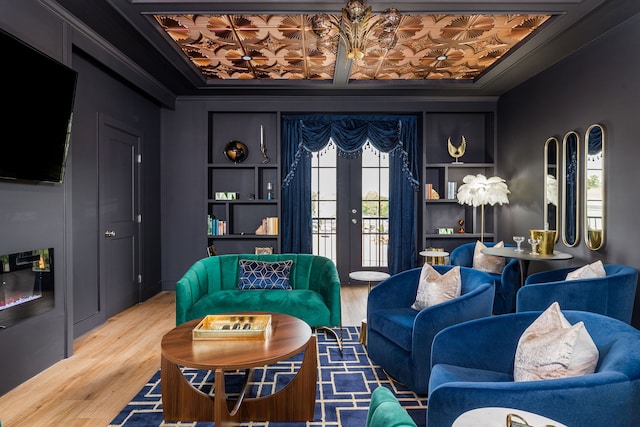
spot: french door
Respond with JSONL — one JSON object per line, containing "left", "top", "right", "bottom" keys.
{"left": 311, "top": 142, "right": 389, "bottom": 283}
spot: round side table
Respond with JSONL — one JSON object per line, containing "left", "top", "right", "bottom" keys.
{"left": 348, "top": 270, "right": 391, "bottom": 293}
{"left": 349, "top": 271, "right": 390, "bottom": 345}
{"left": 420, "top": 250, "right": 450, "bottom": 265}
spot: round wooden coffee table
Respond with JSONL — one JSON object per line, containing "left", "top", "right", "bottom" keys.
{"left": 161, "top": 312, "right": 317, "bottom": 425}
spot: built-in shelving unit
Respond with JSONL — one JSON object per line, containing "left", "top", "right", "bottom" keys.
{"left": 423, "top": 112, "right": 496, "bottom": 252}
{"left": 208, "top": 113, "right": 280, "bottom": 254}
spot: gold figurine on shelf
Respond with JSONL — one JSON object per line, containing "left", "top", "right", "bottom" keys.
{"left": 447, "top": 135, "right": 466, "bottom": 163}
{"left": 259, "top": 124, "right": 270, "bottom": 164}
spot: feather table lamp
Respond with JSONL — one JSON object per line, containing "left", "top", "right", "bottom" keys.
{"left": 457, "top": 174, "right": 510, "bottom": 241}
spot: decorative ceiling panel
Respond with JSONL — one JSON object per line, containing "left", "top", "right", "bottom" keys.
{"left": 153, "top": 14, "right": 338, "bottom": 81}
{"left": 153, "top": 12, "right": 551, "bottom": 83}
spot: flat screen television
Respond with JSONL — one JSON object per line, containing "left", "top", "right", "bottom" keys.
{"left": 0, "top": 28, "right": 78, "bottom": 183}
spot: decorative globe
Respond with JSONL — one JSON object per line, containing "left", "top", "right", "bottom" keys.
{"left": 223, "top": 140, "right": 249, "bottom": 163}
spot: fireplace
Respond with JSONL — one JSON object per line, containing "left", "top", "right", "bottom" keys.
{"left": 0, "top": 248, "right": 54, "bottom": 329}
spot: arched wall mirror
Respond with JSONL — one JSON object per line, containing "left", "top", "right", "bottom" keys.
{"left": 544, "top": 137, "right": 559, "bottom": 242}
{"left": 562, "top": 131, "right": 580, "bottom": 247}
{"left": 584, "top": 124, "right": 605, "bottom": 250}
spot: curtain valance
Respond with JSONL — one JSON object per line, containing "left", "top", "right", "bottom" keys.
{"left": 282, "top": 114, "right": 419, "bottom": 190}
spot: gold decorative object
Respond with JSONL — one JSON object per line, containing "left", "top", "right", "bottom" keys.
{"left": 584, "top": 124, "right": 605, "bottom": 251}
{"left": 223, "top": 140, "right": 249, "bottom": 163}
{"left": 506, "top": 413, "right": 531, "bottom": 427}
{"left": 259, "top": 125, "right": 270, "bottom": 164}
{"left": 192, "top": 314, "right": 272, "bottom": 340}
{"left": 312, "top": 1, "right": 402, "bottom": 61}
{"left": 529, "top": 229, "right": 556, "bottom": 255}
{"left": 447, "top": 135, "right": 466, "bottom": 163}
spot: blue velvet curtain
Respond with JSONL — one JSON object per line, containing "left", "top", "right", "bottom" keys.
{"left": 281, "top": 114, "right": 419, "bottom": 275}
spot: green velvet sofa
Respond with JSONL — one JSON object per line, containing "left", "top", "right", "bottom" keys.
{"left": 175, "top": 253, "right": 342, "bottom": 334}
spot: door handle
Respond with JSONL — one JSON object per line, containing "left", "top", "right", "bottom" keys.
{"left": 352, "top": 219, "right": 357, "bottom": 224}
{"left": 351, "top": 209, "right": 358, "bottom": 214}
{"left": 104, "top": 230, "right": 116, "bottom": 237}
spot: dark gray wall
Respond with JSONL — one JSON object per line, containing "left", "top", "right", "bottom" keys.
{"left": 497, "top": 11, "right": 640, "bottom": 327}
{"left": 71, "top": 51, "right": 163, "bottom": 337}
{"left": 0, "top": 0, "right": 74, "bottom": 396}
{"left": 0, "top": 0, "right": 163, "bottom": 395}
{"left": 160, "top": 98, "right": 499, "bottom": 287}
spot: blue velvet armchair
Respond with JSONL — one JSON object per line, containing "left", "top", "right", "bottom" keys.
{"left": 427, "top": 310, "right": 640, "bottom": 427}
{"left": 366, "top": 265, "right": 495, "bottom": 395}
{"left": 517, "top": 263, "right": 639, "bottom": 323}
{"left": 449, "top": 241, "right": 521, "bottom": 314}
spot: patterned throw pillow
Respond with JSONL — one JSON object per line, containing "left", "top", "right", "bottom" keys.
{"left": 472, "top": 240, "right": 506, "bottom": 274}
{"left": 514, "top": 302, "right": 599, "bottom": 382}
{"left": 237, "top": 259, "right": 293, "bottom": 290}
{"left": 566, "top": 260, "right": 606, "bottom": 280}
{"left": 411, "top": 264, "right": 461, "bottom": 310}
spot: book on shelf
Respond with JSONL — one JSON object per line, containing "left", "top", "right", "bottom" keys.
{"left": 425, "top": 183, "right": 440, "bottom": 200}
{"left": 207, "top": 215, "right": 227, "bottom": 236}
{"left": 266, "top": 217, "right": 278, "bottom": 235}
{"left": 255, "top": 216, "right": 279, "bottom": 235}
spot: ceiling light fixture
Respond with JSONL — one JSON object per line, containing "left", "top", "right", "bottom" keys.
{"left": 436, "top": 55, "right": 448, "bottom": 61}
{"left": 241, "top": 55, "right": 253, "bottom": 61}
{"left": 312, "top": 0, "right": 401, "bottom": 61}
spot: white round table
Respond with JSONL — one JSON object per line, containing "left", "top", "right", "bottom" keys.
{"left": 348, "top": 271, "right": 390, "bottom": 293}
{"left": 349, "top": 271, "right": 390, "bottom": 345}
{"left": 420, "top": 250, "right": 450, "bottom": 265}
{"left": 453, "top": 407, "right": 566, "bottom": 427}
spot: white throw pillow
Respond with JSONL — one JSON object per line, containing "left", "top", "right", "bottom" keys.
{"left": 473, "top": 240, "right": 506, "bottom": 274}
{"left": 566, "top": 260, "right": 606, "bottom": 280}
{"left": 514, "top": 302, "right": 599, "bottom": 382}
{"left": 411, "top": 264, "right": 461, "bottom": 310}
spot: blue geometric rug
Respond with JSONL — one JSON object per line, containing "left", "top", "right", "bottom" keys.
{"left": 109, "top": 326, "right": 427, "bottom": 426}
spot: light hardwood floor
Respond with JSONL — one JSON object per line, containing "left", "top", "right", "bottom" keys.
{"left": 0, "top": 284, "right": 368, "bottom": 426}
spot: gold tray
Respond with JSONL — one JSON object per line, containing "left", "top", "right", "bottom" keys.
{"left": 192, "top": 314, "right": 272, "bottom": 340}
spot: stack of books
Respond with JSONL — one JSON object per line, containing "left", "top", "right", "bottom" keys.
{"left": 207, "top": 215, "right": 227, "bottom": 235}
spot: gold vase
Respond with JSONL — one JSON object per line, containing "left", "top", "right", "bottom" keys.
{"left": 529, "top": 229, "right": 556, "bottom": 255}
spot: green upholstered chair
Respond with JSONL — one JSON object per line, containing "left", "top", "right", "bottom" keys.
{"left": 366, "top": 387, "right": 418, "bottom": 427}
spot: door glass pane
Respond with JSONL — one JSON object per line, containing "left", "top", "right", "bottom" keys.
{"left": 362, "top": 145, "right": 389, "bottom": 267}
{"left": 311, "top": 142, "right": 389, "bottom": 269}
{"left": 311, "top": 144, "right": 337, "bottom": 263}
